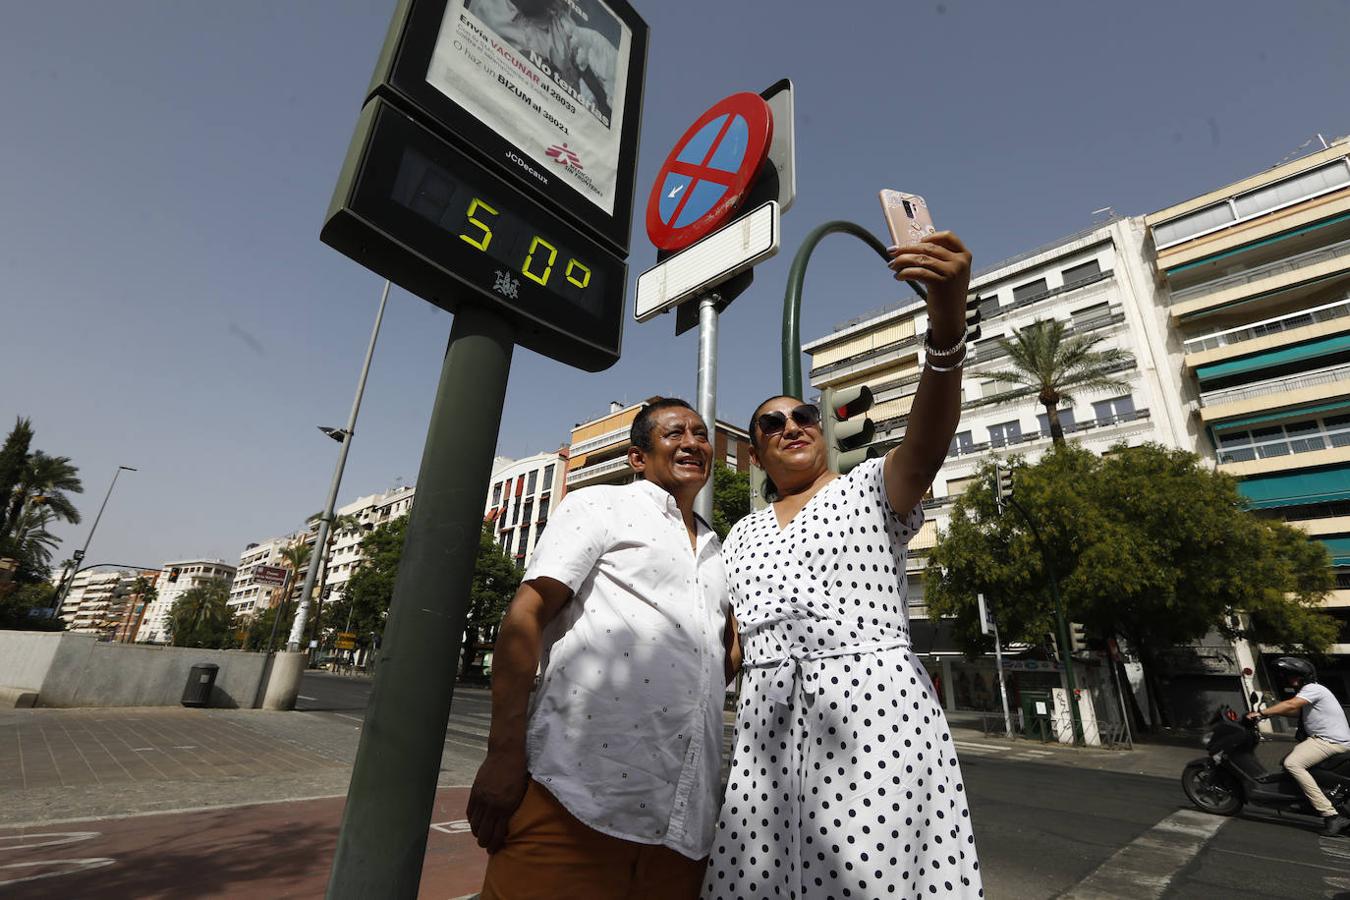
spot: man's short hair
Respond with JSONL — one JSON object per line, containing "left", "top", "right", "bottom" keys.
{"left": 629, "top": 398, "right": 697, "bottom": 453}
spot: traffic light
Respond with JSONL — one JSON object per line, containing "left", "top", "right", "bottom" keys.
{"left": 821, "top": 384, "right": 876, "bottom": 474}
{"left": 1069, "top": 622, "right": 1089, "bottom": 655}
{"left": 167, "top": 566, "right": 181, "bottom": 583}
{"left": 965, "top": 293, "right": 984, "bottom": 344}
{"left": 992, "top": 463, "right": 1014, "bottom": 515}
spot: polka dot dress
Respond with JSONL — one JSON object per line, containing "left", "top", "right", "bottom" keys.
{"left": 702, "top": 458, "right": 982, "bottom": 900}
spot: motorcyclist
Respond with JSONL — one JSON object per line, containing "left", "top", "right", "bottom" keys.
{"left": 1246, "top": 656, "right": 1350, "bottom": 836}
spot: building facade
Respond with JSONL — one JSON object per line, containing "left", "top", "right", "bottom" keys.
{"left": 323, "top": 485, "right": 417, "bottom": 603}
{"left": 487, "top": 452, "right": 567, "bottom": 568}
{"left": 135, "top": 558, "right": 237, "bottom": 644}
{"left": 802, "top": 216, "right": 1187, "bottom": 721}
{"left": 1145, "top": 137, "right": 1350, "bottom": 699}
{"left": 228, "top": 535, "right": 301, "bottom": 617}
{"left": 61, "top": 568, "right": 158, "bottom": 639}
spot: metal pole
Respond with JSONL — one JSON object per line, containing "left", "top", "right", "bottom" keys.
{"left": 55, "top": 465, "right": 136, "bottom": 611}
{"left": 694, "top": 293, "right": 719, "bottom": 524}
{"left": 327, "top": 303, "right": 514, "bottom": 898}
{"left": 1107, "top": 649, "right": 1135, "bottom": 749}
{"left": 993, "top": 619, "right": 1013, "bottom": 740}
{"left": 289, "top": 280, "right": 391, "bottom": 652}
{"left": 780, "top": 221, "right": 925, "bottom": 397}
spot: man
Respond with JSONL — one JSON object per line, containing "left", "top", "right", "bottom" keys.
{"left": 468, "top": 398, "right": 738, "bottom": 899}
{"left": 1247, "top": 656, "right": 1350, "bottom": 836}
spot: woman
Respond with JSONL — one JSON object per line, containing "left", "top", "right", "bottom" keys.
{"left": 703, "top": 232, "right": 981, "bottom": 899}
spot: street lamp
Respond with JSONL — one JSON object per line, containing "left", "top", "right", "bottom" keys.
{"left": 287, "top": 280, "right": 391, "bottom": 653}
{"left": 54, "top": 465, "right": 137, "bottom": 611}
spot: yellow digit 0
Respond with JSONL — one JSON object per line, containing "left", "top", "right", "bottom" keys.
{"left": 459, "top": 198, "right": 498, "bottom": 251}
{"left": 565, "top": 259, "right": 591, "bottom": 289}
{"left": 522, "top": 237, "right": 558, "bottom": 286}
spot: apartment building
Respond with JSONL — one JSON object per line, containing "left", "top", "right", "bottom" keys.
{"left": 135, "top": 559, "right": 237, "bottom": 644}
{"left": 487, "top": 452, "right": 566, "bottom": 568}
{"left": 802, "top": 216, "right": 1186, "bottom": 716}
{"left": 228, "top": 534, "right": 301, "bottom": 617}
{"left": 61, "top": 568, "right": 158, "bottom": 638}
{"left": 565, "top": 399, "right": 752, "bottom": 493}
{"left": 1145, "top": 137, "right": 1350, "bottom": 697}
{"left": 324, "top": 485, "right": 417, "bottom": 603}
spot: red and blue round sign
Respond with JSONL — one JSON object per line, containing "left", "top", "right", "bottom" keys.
{"left": 645, "top": 92, "right": 773, "bottom": 252}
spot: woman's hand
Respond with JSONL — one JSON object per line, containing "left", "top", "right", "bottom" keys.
{"left": 888, "top": 231, "right": 973, "bottom": 345}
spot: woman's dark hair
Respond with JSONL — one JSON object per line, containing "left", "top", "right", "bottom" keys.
{"left": 629, "top": 397, "right": 696, "bottom": 453}
{"left": 747, "top": 395, "right": 798, "bottom": 502}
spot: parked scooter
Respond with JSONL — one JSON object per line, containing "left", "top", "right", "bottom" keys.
{"left": 1182, "top": 696, "right": 1350, "bottom": 824}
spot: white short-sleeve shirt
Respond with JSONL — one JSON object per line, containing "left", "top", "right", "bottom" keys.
{"left": 522, "top": 478, "right": 730, "bottom": 859}
{"left": 1298, "top": 682, "right": 1350, "bottom": 744}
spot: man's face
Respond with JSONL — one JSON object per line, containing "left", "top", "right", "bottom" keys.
{"left": 629, "top": 407, "right": 712, "bottom": 498}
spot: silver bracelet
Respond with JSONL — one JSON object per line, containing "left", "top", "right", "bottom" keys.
{"left": 925, "top": 344, "right": 967, "bottom": 373}
{"left": 924, "top": 328, "right": 966, "bottom": 358}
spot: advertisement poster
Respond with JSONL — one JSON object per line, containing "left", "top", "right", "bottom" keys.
{"left": 427, "top": 0, "right": 631, "bottom": 215}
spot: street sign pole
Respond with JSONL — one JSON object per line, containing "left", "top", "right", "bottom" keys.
{"left": 979, "top": 593, "right": 1014, "bottom": 740}
{"left": 327, "top": 302, "right": 514, "bottom": 899}
{"left": 694, "top": 293, "right": 719, "bottom": 523}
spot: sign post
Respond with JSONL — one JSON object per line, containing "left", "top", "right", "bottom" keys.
{"left": 318, "top": 0, "right": 649, "bottom": 895}
{"left": 638, "top": 82, "right": 794, "bottom": 521}
{"left": 978, "top": 593, "right": 1014, "bottom": 740}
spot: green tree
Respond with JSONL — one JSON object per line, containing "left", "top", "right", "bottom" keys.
{"left": 321, "top": 517, "right": 408, "bottom": 651}
{"left": 712, "top": 462, "right": 752, "bottom": 540}
{"left": 4, "top": 506, "right": 61, "bottom": 581}
{"left": 6, "top": 451, "right": 82, "bottom": 539}
{"left": 981, "top": 319, "right": 1132, "bottom": 444}
{"left": 462, "top": 523, "right": 522, "bottom": 679}
{"left": 0, "top": 417, "right": 34, "bottom": 537}
{"left": 0, "top": 581, "right": 64, "bottom": 631}
{"left": 165, "top": 578, "right": 236, "bottom": 648}
{"left": 308, "top": 512, "right": 362, "bottom": 648}
{"left": 238, "top": 602, "right": 296, "bottom": 652}
{"left": 926, "top": 443, "right": 1336, "bottom": 727}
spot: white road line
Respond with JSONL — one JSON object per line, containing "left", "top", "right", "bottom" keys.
{"left": 1062, "top": 808, "right": 1228, "bottom": 899}
{"left": 953, "top": 740, "right": 1008, "bottom": 752}
{"left": 297, "top": 695, "right": 317, "bottom": 701}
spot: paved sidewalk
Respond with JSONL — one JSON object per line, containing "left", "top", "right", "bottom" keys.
{"left": 0, "top": 787, "right": 484, "bottom": 898}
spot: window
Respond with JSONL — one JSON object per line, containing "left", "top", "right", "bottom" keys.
{"left": 1037, "top": 408, "right": 1076, "bottom": 437}
{"left": 522, "top": 500, "right": 534, "bottom": 525}
{"left": 945, "top": 475, "right": 978, "bottom": 496}
{"left": 1233, "top": 160, "right": 1350, "bottom": 218}
{"left": 1072, "top": 302, "right": 1112, "bottom": 331}
{"left": 988, "top": 420, "right": 1022, "bottom": 448}
{"left": 949, "top": 430, "right": 974, "bottom": 456}
{"left": 1092, "top": 395, "right": 1135, "bottom": 425}
{"left": 501, "top": 531, "right": 513, "bottom": 556}
{"left": 527, "top": 470, "right": 537, "bottom": 495}
{"left": 1285, "top": 421, "right": 1325, "bottom": 454}
{"left": 537, "top": 497, "right": 550, "bottom": 522}
{"left": 1154, "top": 203, "right": 1236, "bottom": 247}
{"left": 1327, "top": 414, "right": 1350, "bottom": 448}
{"left": 1012, "top": 279, "right": 1048, "bottom": 304}
{"left": 977, "top": 294, "right": 1001, "bottom": 322}
{"left": 1062, "top": 260, "right": 1101, "bottom": 286}
{"left": 1251, "top": 426, "right": 1290, "bottom": 459}
{"left": 518, "top": 526, "right": 531, "bottom": 558}
{"left": 543, "top": 464, "right": 555, "bottom": 487}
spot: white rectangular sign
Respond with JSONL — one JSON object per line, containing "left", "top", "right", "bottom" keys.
{"left": 978, "top": 592, "right": 993, "bottom": 636}
{"left": 634, "top": 201, "right": 779, "bottom": 322}
{"left": 426, "top": 0, "right": 633, "bottom": 214}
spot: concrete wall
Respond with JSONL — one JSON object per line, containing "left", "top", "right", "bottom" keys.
{"left": 0, "top": 631, "right": 274, "bottom": 709}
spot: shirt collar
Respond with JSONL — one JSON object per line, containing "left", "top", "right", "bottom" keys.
{"left": 630, "top": 479, "right": 717, "bottom": 549}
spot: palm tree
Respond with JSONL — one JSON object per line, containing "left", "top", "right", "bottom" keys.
{"left": 982, "top": 319, "right": 1133, "bottom": 445}
{"left": 0, "top": 417, "right": 35, "bottom": 538}
{"left": 307, "top": 512, "right": 363, "bottom": 649}
{"left": 278, "top": 539, "right": 313, "bottom": 607}
{"left": 6, "top": 451, "right": 82, "bottom": 538}
{"left": 6, "top": 506, "right": 60, "bottom": 576}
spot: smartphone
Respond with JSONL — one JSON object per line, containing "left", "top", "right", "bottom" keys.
{"left": 879, "top": 190, "right": 937, "bottom": 246}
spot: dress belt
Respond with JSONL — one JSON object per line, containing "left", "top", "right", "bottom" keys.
{"left": 744, "top": 638, "right": 912, "bottom": 707}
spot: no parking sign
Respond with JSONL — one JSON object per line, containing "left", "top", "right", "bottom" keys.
{"left": 644, "top": 92, "right": 773, "bottom": 251}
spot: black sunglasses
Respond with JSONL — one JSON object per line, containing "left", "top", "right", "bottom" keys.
{"left": 757, "top": 403, "right": 821, "bottom": 438}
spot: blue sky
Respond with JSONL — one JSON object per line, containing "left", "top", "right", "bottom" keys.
{"left": 3, "top": 0, "right": 1349, "bottom": 569}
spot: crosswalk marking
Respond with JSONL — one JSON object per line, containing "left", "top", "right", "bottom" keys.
{"left": 1062, "top": 809, "right": 1228, "bottom": 899}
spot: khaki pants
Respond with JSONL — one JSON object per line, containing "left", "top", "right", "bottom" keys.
{"left": 1283, "top": 736, "right": 1350, "bottom": 817}
{"left": 481, "top": 781, "right": 707, "bottom": 900}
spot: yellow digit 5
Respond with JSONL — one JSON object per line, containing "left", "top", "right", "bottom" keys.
{"left": 522, "top": 236, "right": 558, "bottom": 286}
{"left": 459, "top": 198, "right": 498, "bottom": 251}
{"left": 565, "top": 259, "right": 591, "bottom": 289}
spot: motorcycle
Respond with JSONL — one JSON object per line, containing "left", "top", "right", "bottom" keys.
{"left": 1181, "top": 698, "right": 1350, "bottom": 823}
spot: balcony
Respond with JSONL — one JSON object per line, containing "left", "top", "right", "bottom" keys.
{"left": 946, "top": 409, "right": 1153, "bottom": 460}
{"left": 1169, "top": 235, "right": 1350, "bottom": 306}
{"left": 1198, "top": 362, "right": 1350, "bottom": 410}
{"left": 570, "top": 424, "right": 631, "bottom": 458}
{"left": 1183, "top": 296, "right": 1350, "bottom": 355}
{"left": 566, "top": 455, "right": 633, "bottom": 487}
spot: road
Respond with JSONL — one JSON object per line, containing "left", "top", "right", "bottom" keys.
{"left": 2, "top": 671, "right": 1344, "bottom": 898}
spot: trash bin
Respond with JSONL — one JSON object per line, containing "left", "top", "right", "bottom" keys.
{"left": 181, "top": 663, "right": 220, "bottom": 708}
{"left": 1020, "top": 690, "right": 1053, "bottom": 742}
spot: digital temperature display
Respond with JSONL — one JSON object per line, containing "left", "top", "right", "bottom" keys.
{"left": 323, "top": 99, "right": 627, "bottom": 371}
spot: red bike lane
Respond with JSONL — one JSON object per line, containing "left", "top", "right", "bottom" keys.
{"left": 0, "top": 787, "right": 485, "bottom": 898}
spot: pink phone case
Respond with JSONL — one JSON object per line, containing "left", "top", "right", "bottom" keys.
{"left": 879, "top": 190, "right": 936, "bottom": 246}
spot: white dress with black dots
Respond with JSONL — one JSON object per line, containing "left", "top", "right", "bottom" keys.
{"left": 703, "top": 457, "right": 982, "bottom": 900}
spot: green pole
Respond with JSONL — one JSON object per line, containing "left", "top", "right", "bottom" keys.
{"left": 781, "top": 221, "right": 894, "bottom": 397}
{"left": 1009, "top": 496, "right": 1085, "bottom": 746}
{"left": 327, "top": 303, "right": 515, "bottom": 897}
